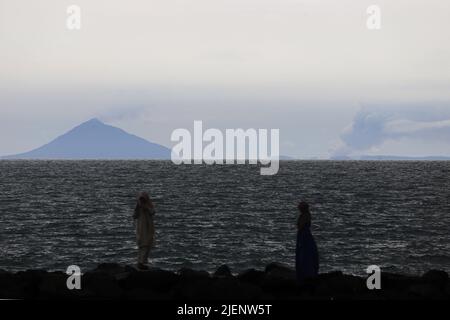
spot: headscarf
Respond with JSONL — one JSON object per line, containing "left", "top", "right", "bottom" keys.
{"left": 133, "top": 191, "right": 155, "bottom": 219}
{"left": 298, "top": 201, "right": 310, "bottom": 214}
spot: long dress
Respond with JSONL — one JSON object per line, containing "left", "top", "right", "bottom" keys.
{"left": 134, "top": 206, "right": 155, "bottom": 248}
{"left": 296, "top": 222, "right": 319, "bottom": 282}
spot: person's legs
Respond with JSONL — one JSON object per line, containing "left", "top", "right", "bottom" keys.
{"left": 142, "top": 246, "right": 151, "bottom": 264}
{"left": 137, "top": 246, "right": 146, "bottom": 265}
{"left": 137, "top": 246, "right": 142, "bottom": 265}
{"left": 138, "top": 246, "right": 151, "bottom": 265}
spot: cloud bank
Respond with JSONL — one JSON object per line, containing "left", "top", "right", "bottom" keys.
{"left": 333, "top": 103, "right": 450, "bottom": 157}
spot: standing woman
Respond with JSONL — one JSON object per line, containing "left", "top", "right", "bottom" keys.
{"left": 296, "top": 201, "right": 319, "bottom": 283}
{"left": 133, "top": 192, "right": 155, "bottom": 270}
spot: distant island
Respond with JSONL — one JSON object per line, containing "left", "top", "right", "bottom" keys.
{"left": 331, "top": 155, "right": 450, "bottom": 161}
{"left": 3, "top": 118, "right": 450, "bottom": 161}
{"left": 2, "top": 118, "right": 172, "bottom": 160}
{"left": 359, "top": 155, "right": 450, "bottom": 160}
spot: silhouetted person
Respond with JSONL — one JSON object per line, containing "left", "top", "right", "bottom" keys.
{"left": 296, "top": 201, "right": 319, "bottom": 283}
{"left": 133, "top": 192, "right": 155, "bottom": 270}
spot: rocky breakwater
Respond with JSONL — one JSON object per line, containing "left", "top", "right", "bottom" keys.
{"left": 0, "top": 263, "right": 448, "bottom": 300}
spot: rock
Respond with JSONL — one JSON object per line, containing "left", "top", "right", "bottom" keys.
{"left": 0, "top": 272, "right": 24, "bottom": 299}
{"left": 261, "top": 276, "right": 298, "bottom": 298}
{"left": 119, "top": 268, "right": 179, "bottom": 293}
{"left": 209, "top": 277, "right": 266, "bottom": 300}
{"left": 265, "top": 263, "right": 294, "bottom": 275}
{"left": 1, "top": 264, "right": 449, "bottom": 300}
{"left": 318, "top": 271, "right": 343, "bottom": 279}
{"left": 178, "top": 268, "right": 210, "bottom": 280}
{"left": 82, "top": 271, "right": 123, "bottom": 299}
{"left": 237, "top": 269, "right": 265, "bottom": 286}
{"left": 380, "top": 272, "right": 417, "bottom": 290}
{"left": 414, "top": 270, "right": 449, "bottom": 297}
{"left": 14, "top": 270, "right": 47, "bottom": 299}
{"left": 422, "top": 270, "right": 448, "bottom": 285}
{"left": 124, "top": 287, "right": 171, "bottom": 300}
{"left": 172, "top": 278, "right": 212, "bottom": 300}
{"left": 408, "top": 283, "right": 441, "bottom": 298}
{"left": 445, "top": 282, "right": 450, "bottom": 296}
{"left": 314, "top": 272, "right": 365, "bottom": 298}
{"left": 265, "top": 262, "right": 296, "bottom": 281}
{"left": 261, "top": 263, "right": 299, "bottom": 297}
{"left": 92, "top": 263, "right": 138, "bottom": 283}
{"left": 214, "top": 265, "right": 232, "bottom": 278}
{"left": 93, "top": 263, "right": 128, "bottom": 276}
{"left": 38, "top": 272, "right": 67, "bottom": 298}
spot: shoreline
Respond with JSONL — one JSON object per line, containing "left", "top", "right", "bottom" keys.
{"left": 0, "top": 263, "right": 448, "bottom": 300}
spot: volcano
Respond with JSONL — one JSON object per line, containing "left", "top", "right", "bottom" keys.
{"left": 2, "top": 118, "right": 172, "bottom": 159}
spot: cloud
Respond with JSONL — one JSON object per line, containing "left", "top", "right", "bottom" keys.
{"left": 333, "top": 103, "right": 450, "bottom": 157}
{"left": 95, "top": 104, "right": 151, "bottom": 123}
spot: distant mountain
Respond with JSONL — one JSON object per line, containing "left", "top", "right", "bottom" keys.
{"left": 330, "top": 155, "right": 450, "bottom": 161}
{"left": 2, "top": 118, "right": 172, "bottom": 159}
{"left": 359, "top": 155, "right": 450, "bottom": 161}
{"left": 329, "top": 155, "right": 352, "bottom": 160}
{"left": 279, "top": 155, "right": 295, "bottom": 160}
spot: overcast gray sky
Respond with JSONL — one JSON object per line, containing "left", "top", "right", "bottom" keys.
{"left": 1, "top": 0, "right": 450, "bottom": 158}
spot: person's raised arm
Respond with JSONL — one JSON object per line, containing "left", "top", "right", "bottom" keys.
{"left": 133, "top": 204, "right": 140, "bottom": 220}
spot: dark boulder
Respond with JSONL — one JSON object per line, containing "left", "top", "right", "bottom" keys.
{"left": 1, "top": 264, "right": 449, "bottom": 300}
{"left": 93, "top": 263, "right": 127, "bottom": 275}
{"left": 314, "top": 272, "right": 366, "bottom": 298}
{"left": 173, "top": 268, "right": 211, "bottom": 300}
{"left": 422, "top": 270, "right": 448, "bottom": 286}
{"left": 123, "top": 287, "right": 171, "bottom": 300}
{"left": 262, "top": 263, "right": 298, "bottom": 297}
{"left": 38, "top": 272, "right": 71, "bottom": 299}
{"left": 119, "top": 268, "right": 179, "bottom": 293}
{"left": 209, "top": 277, "right": 266, "bottom": 300}
{"left": 408, "top": 283, "right": 441, "bottom": 298}
{"left": 404, "top": 270, "right": 450, "bottom": 299}
{"left": 237, "top": 269, "right": 265, "bottom": 286}
{"left": 265, "top": 263, "right": 295, "bottom": 276}
{"left": 0, "top": 271, "right": 24, "bottom": 299}
{"left": 178, "top": 268, "right": 210, "bottom": 280}
{"left": 214, "top": 265, "right": 232, "bottom": 278}
{"left": 82, "top": 271, "right": 123, "bottom": 299}
{"left": 14, "top": 270, "right": 48, "bottom": 299}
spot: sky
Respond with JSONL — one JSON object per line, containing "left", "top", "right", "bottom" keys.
{"left": 1, "top": 0, "right": 450, "bottom": 158}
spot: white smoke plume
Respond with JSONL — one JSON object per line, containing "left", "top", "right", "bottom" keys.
{"left": 332, "top": 103, "right": 450, "bottom": 157}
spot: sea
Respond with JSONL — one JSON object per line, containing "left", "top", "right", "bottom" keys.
{"left": 0, "top": 160, "right": 449, "bottom": 276}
